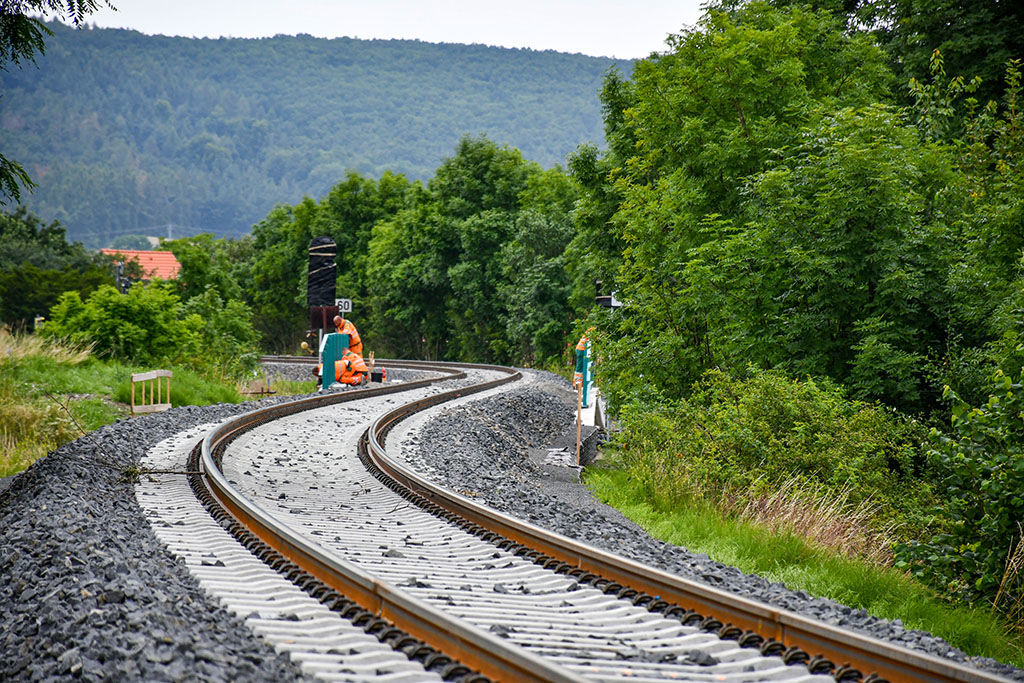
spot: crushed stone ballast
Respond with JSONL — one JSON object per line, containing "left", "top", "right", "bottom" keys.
{"left": 148, "top": 359, "right": 1018, "bottom": 682}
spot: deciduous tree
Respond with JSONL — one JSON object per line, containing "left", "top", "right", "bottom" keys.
{"left": 0, "top": 1, "right": 113, "bottom": 203}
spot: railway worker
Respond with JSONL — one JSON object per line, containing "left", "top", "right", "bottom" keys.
{"left": 314, "top": 348, "right": 370, "bottom": 387}
{"left": 338, "top": 348, "right": 370, "bottom": 385}
{"left": 333, "top": 315, "right": 363, "bottom": 356}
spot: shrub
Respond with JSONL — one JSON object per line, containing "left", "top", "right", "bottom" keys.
{"left": 180, "top": 287, "right": 261, "bottom": 380}
{"left": 43, "top": 284, "right": 201, "bottom": 364}
{"left": 895, "top": 371, "right": 1024, "bottom": 619}
{"left": 613, "top": 367, "right": 932, "bottom": 544}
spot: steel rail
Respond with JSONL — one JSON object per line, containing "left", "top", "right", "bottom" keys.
{"left": 260, "top": 354, "right": 465, "bottom": 366}
{"left": 364, "top": 380, "right": 1012, "bottom": 683}
{"left": 197, "top": 361, "right": 584, "bottom": 682}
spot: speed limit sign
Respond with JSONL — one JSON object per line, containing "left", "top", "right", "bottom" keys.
{"left": 335, "top": 298, "right": 353, "bottom": 313}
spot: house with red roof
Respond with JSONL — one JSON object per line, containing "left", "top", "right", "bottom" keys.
{"left": 99, "top": 249, "right": 181, "bottom": 280}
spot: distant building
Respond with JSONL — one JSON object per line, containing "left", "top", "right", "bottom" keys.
{"left": 99, "top": 249, "right": 181, "bottom": 280}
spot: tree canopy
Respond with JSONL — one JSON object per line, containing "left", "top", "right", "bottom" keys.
{"left": 0, "top": 1, "right": 112, "bottom": 203}
{"left": 1, "top": 23, "right": 627, "bottom": 244}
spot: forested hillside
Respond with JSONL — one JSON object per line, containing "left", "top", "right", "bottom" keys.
{"left": 0, "top": 22, "right": 627, "bottom": 245}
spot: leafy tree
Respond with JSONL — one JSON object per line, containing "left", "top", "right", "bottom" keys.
{"left": 700, "top": 105, "right": 962, "bottom": 411}
{"left": 0, "top": 263, "right": 109, "bottom": 329}
{"left": 246, "top": 172, "right": 419, "bottom": 353}
{"left": 0, "top": 207, "right": 113, "bottom": 327}
{"left": 564, "top": 70, "right": 638, "bottom": 312}
{"left": 499, "top": 210, "right": 574, "bottom": 363}
{"left": 181, "top": 286, "right": 260, "bottom": 379}
{"left": 500, "top": 168, "right": 578, "bottom": 364}
{"left": 0, "top": 1, "right": 113, "bottom": 203}
{"left": 448, "top": 209, "right": 518, "bottom": 361}
{"left": 591, "top": 2, "right": 891, "bottom": 402}
{"left": 365, "top": 136, "right": 542, "bottom": 361}
{"left": 951, "top": 59, "right": 1024, "bottom": 345}
{"left": 740, "top": 0, "right": 1023, "bottom": 106}
{"left": 429, "top": 135, "right": 535, "bottom": 219}
{"left": 868, "top": 0, "right": 1023, "bottom": 108}
{"left": 902, "top": 55, "right": 1024, "bottom": 404}
{"left": 163, "top": 233, "right": 245, "bottom": 302}
{"left": 0, "top": 205, "right": 98, "bottom": 271}
{"left": 248, "top": 200, "right": 318, "bottom": 353}
{"left": 366, "top": 202, "right": 452, "bottom": 359}
{"left": 319, "top": 170, "right": 419, "bottom": 304}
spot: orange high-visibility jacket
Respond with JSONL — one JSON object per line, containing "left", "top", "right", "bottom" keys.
{"left": 317, "top": 349, "right": 369, "bottom": 385}
{"left": 335, "top": 318, "right": 363, "bottom": 355}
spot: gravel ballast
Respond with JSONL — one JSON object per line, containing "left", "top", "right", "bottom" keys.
{"left": 0, "top": 366, "right": 455, "bottom": 681}
{"left": 405, "top": 369, "right": 1024, "bottom": 682}
{"left": 0, "top": 400, "right": 305, "bottom": 681}
{"left": 2, "top": 365, "right": 1021, "bottom": 681}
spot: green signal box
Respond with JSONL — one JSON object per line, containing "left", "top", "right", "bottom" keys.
{"left": 320, "top": 332, "right": 350, "bottom": 390}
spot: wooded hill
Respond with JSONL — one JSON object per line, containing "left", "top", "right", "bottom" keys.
{"left": 0, "top": 22, "right": 630, "bottom": 246}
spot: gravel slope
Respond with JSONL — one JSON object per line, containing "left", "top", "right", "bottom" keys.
{"left": 405, "top": 369, "right": 1024, "bottom": 682}
{"left": 0, "top": 401, "right": 305, "bottom": 681}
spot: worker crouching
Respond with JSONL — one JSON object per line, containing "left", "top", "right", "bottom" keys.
{"left": 315, "top": 348, "right": 370, "bottom": 387}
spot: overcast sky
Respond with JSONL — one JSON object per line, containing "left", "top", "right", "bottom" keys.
{"left": 73, "top": 1, "right": 707, "bottom": 59}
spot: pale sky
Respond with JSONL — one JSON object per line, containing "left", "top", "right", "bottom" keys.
{"left": 72, "top": 1, "right": 708, "bottom": 60}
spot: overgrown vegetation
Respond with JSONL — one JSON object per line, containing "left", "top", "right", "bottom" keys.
{"left": 0, "top": 328, "right": 117, "bottom": 476}
{"left": 613, "top": 368, "right": 931, "bottom": 561}
{"left": 896, "top": 372, "right": 1024, "bottom": 628}
{"left": 0, "top": 326, "right": 315, "bottom": 477}
{"left": 587, "top": 468, "right": 1024, "bottom": 667}
{"left": 42, "top": 279, "right": 260, "bottom": 381}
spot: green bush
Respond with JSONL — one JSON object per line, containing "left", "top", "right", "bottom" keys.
{"left": 180, "top": 287, "right": 261, "bottom": 380}
{"left": 613, "top": 367, "right": 931, "bottom": 528}
{"left": 43, "top": 284, "right": 201, "bottom": 364}
{"left": 41, "top": 282, "right": 262, "bottom": 381}
{"left": 895, "top": 371, "right": 1024, "bottom": 618}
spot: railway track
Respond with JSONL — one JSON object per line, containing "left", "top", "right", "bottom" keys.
{"left": 142, "top": 358, "right": 1009, "bottom": 682}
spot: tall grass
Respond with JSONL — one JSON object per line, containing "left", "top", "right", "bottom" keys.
{"left": 995, "top": 526, "right": 1024, "bottom": 635}
{"left": 0, "top": 328, "right": 274, "bottom": 477}
{"left": 0, "top": 326, "right": 92, "bottom": 364}
{"left": 0, "top": 327, "right": 328, "bottom": 477}
{"left": 0, "top": 329, "right": 116, "bottom": 476}
{"left": 739, "top": 477, "right": 899, "bottom": 565}
{"left": 586, "top": 467, "right": 1024, "bottom": 667}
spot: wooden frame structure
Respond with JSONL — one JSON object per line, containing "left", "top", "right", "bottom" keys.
{"left": 131, "top": 369, "right": 172, "bottom": 417}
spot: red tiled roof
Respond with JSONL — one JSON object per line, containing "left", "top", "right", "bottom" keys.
{"left": 99, "top": 249, "right": 181, "bottom": 280}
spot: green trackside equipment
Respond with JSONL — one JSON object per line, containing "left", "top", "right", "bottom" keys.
{"left": 575, "top": 339, "right": 593, "bottom": 408}
{"left": 320, "top": 332, "right": 349, "bottom": 390}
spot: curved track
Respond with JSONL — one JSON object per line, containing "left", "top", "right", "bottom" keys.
{"left": 167, "top": 359, "right": 1007, "bottom": 682}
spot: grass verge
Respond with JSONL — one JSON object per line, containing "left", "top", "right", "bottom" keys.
{"left": 585, "top": 467, "right": 1024, "bottom": 668}
{"left": 254, "top": 379, "right": 317, "bottom": 398}
{"left": 0, "top": 330, "right": 323, "bottom": 477}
